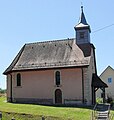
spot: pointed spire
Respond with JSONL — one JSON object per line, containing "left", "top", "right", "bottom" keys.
{"left": 74, "top": 6, "right": 91, "bottom": 32}
{"left": 79, "top": 6, "right": 88, "bottom": 25}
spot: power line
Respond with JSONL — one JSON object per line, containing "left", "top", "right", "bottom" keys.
{"left": 92, "top": 23, "right": 114, "bottom": 33}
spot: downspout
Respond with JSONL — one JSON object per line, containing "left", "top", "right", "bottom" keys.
{"left": 92, "top": 45, "right": 97, "bottom": 74}
{"left": 9, "top": 74, "right": 13, "bottom": 102}
{"left": 81, "top": 68, "right": 84, "bottom": 104}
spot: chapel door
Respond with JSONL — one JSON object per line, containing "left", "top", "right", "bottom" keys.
{"left": 55, "top": 89, "right": 62, "bottom": 104}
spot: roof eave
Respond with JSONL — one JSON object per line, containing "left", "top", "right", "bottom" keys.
{"left": 4, "top": 64, "right": 89, "bottom": 74}
{"left": 3, "top": 44, "right": 26, "bottom": 75}
{"left": 74, "top": 24, "right": 91, "bottom": 33}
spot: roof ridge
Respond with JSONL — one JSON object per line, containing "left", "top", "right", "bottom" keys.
{"left": 26, "top": 38, "right": 75, "bottom": 45}
{"left": 100, "top": 65, "right": 114, "bottom": 77}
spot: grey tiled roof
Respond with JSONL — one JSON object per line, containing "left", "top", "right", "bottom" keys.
{"left": 3, "top": 38, "right": 92, "bottom": 74}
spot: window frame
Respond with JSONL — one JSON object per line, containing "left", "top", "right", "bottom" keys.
{"left": 108, "top": 77, "right": 112, "bottom": 84}
{"left": 55, "top": 71, "right": 61, "bottom": 86}
{"left": 16, "top": 73, "right": 21, "bottom": 87}
{"left": 80, "top": 32, "right": 85, "bottom": 39}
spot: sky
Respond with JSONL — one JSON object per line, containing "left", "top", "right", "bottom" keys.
{"left": 0, "top": 0, "right": 114, "bottom": 89}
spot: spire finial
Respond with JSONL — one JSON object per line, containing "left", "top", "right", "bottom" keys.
{"left": 81, "top": 2, "right": 83, "bottom": 10}
{"left": 81, "top": 5, "right": 83, "bottom": 12}
{"left": 78, "top": 5, "right": 88, "bottom": 25}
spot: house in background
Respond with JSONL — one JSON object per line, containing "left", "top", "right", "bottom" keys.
{"left": 3, "top": 6, "right": 107, "bottom": 105}
{"left": 97, "top": 66, "right": 114, "bottom": 99}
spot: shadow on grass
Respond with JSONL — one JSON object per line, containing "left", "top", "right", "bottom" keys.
{"left": 9, "top": 101, "right": 94, "bottom": 110}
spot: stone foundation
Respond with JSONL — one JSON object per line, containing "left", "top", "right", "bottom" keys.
{"left": 7, "top": 97, "right": 53, "bottom": 105}
{"left": 7, "top": 97, "right": 89, "bottom": 106}
{"left": 64, "top": 99, "right": 83, "bottom": 105}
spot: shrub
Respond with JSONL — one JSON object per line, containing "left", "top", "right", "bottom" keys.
{"left": 96, "top": 98, "right": 103, "bottom": 104}
{"left": 106, "top": 96, "right": 113, "bottom": 107}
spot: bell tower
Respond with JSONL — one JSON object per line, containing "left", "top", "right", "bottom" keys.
{"left": 74, "top": 6, "right": 91, "bottom": 45}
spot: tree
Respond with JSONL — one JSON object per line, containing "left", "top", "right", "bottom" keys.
{"left": 0, "top": 88, "right": 6, "bottom": 94}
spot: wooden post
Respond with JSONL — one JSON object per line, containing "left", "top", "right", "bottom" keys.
{"left": 0, "top": 112, "right": 2, "bottom": 119}
{"left": 42, "top": 116, "right": 45, "bottom": 120}
{"left": 103, "top": 88, "right": 106, "bottom": 103}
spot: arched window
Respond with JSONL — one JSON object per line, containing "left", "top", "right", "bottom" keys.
{"left": 55, "top": 71, "right": 60, "bottom": 86}
{"left": 17, "top": 73, "right": 21, "bottom": 86}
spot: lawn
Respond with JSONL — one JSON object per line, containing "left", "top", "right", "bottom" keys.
{"left": 0, "top": 97, "right": 92, "bottom": 120}
{"left": 0, "top": 96, "right": 99, "bottom": 120}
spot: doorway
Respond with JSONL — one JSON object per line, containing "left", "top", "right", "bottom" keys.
{"left": 55, "top": 89, "right": 62, "bottom": 104}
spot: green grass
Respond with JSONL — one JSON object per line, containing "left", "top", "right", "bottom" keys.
{"left": 0, "top": 97, "right": 91, "bottom": 120}
{"left": 0, "top": 96, "right": 110, "bottom": 120}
